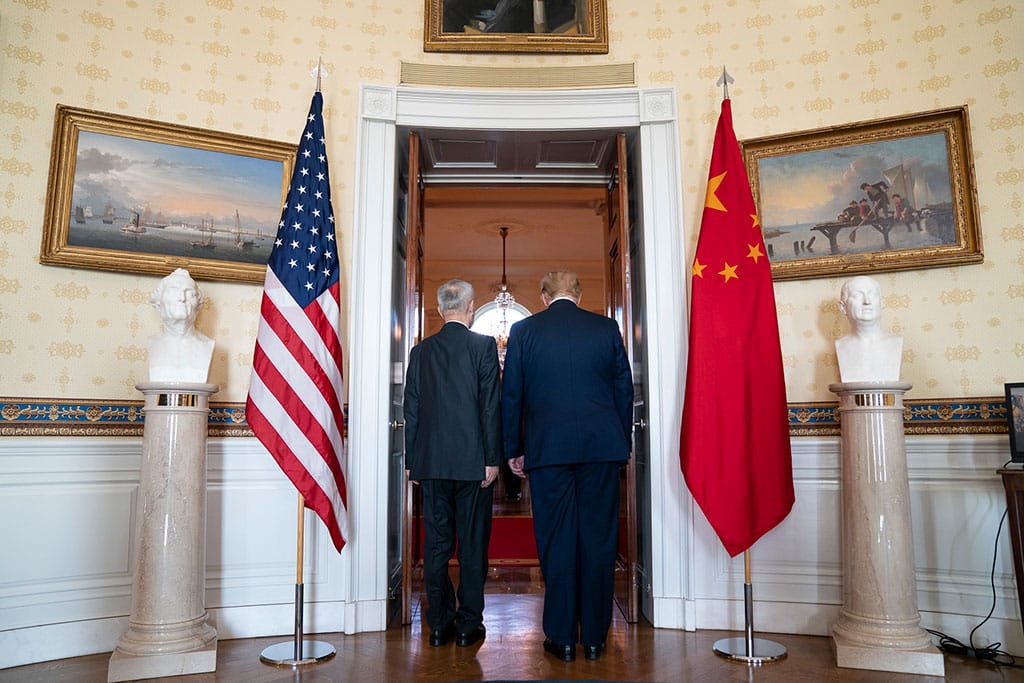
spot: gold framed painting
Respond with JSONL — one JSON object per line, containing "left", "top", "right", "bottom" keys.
{"left": 40, "top": 104, "right": 296, "bottom": 284}
{"left": 423, "top": 0, "right": 608, "bottom": 53}
{"left": 741, "top": 106, "right": 982, "bottom": 281}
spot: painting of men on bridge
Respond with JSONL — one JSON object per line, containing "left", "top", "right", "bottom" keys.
{"left": 741, "top": 107, "right": 982, "bottom": 281}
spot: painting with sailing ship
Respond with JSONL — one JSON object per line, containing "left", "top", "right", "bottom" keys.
{"left": 65, "top": 130, "right": 281, "bottom": 266}
{"left": 754, "top": 133, "right": 954, "bottom": 263}
{"left": 740, "top": 107, "right": 982, "bottom": 281}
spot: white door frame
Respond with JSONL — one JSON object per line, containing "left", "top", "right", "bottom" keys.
{"left": 347, "top": 84, "right": 693, "bottom": 631}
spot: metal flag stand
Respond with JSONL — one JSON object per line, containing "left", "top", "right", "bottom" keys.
{"left": 259, "top": 494, "right": 337, "bottom": 666}
{"left": 709, "top": 65, "right": 786, "bottom": 666}
{"left": 712, "top": 550, "right": 787, "bottom": 664}
{"left": 260, "top": 61, "right": 336, "bottom": 667}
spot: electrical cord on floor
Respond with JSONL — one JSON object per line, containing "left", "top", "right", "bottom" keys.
{"left": 925, "top": 459, "right": 1023, "bottom": 668}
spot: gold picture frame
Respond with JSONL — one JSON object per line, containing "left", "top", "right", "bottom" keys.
{"left": 741, "top": 106, "right": 982, "bottom": 281}
{"left": 424, "top": 0, "right": 608, "bottom": 54}
{"left": 40, "top": 104, "right": 296, "bottom": 284}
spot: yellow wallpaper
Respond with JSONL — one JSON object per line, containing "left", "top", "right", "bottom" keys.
{"left": 0, "top": 0, "right": 1021, "bottom": 404}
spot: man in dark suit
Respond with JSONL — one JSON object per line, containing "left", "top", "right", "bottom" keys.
{"left": 404, "top": 279, "right": 502, "bottom": 648}
{"left": 501, "top": 270, "right": 634, "bottom": 662}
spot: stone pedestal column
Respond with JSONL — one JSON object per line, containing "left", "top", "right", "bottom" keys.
{"left": 828, "top": 381, "right": 943, "bottom": 676}
{"left": 108, "top": 382, "right": 219, "bottom": 682}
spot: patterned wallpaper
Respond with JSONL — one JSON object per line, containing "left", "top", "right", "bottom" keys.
{"left": 0, "top": 0, "right": 1021, "bottom": 406}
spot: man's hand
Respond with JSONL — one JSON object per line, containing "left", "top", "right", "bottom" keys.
{"left": 509, "top": 456, "right": 526, "bottom": 478}
{"left": 406, "top": 468, "right": 419, "bottom": 486}
{"left": 482, "top": 465, "right": 499, "bottom": 488}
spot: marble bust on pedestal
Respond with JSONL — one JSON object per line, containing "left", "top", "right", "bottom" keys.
{"left": 147, "top": 268, "right": 214, "bottom": 383}
{"left": 835, "top": 275, "right": 902, "bottom": 383}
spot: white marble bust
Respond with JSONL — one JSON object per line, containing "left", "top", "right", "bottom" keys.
{"left": 835, "top": 275, "right": 903, "bottom": 383}
{"left": 147, "top": 268, "right": 214, "bottom": 383}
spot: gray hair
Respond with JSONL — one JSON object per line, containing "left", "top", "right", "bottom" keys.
{"left": 437, "top": 279, "right": 474, "bottom": 314}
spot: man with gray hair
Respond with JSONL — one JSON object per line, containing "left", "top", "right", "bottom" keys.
{"left": 404, "top": 279, "right": 501, "bottom": 648}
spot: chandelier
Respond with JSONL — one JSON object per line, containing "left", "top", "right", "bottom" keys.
{"left": 493, "top": 226, "right": 515, "bottom": 366}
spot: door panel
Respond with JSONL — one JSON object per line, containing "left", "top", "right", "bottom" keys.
{"left": 606, "top": 133, "right": 640, "bottom": 624}
{"left": 399, "top": 132, "right": 425, "bottom": 626}
{"left": 386, "top": 161, "right": 407, "bottom": 627}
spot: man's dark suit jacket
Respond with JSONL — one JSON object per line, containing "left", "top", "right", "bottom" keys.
{"left": 501, "top": 299, "right": 633, "bottom": 469}
{"left": 405, "top": 321, "right": 502, "bottom": 480}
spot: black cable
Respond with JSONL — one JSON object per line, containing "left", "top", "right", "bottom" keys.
{"left": 925, "top": 488, "right": 1024, "bottom": 668}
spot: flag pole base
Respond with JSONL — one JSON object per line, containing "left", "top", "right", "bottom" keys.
{"left": 259, "top": 640, "right": 336, "bottom": 666}
{"left": 713, "top": 637, "right": 787, "bottom": 664}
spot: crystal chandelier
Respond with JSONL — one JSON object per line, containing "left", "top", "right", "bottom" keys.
{"left": 494, "top": 226, "right": 515, "bottom": 366}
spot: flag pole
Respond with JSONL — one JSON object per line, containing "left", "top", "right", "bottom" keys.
{"left": 250, "top": 66, "right": 347, "bottom": 668}
{"left": 259, "top": 494, "right": 337, "bottom": 666}
{"left": 712, "top": 548, "right": 787, "bottom": 664}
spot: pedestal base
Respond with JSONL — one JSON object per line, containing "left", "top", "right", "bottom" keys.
{"left": 107, "top": 639, "right": 217, "bottom": 682}
{"left": 832, "top": 632, "right": 944, "bottom": 676}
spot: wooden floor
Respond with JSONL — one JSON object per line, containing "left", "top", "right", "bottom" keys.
{"left": 5, "top": 581, "right": 1022, "bottom": 683}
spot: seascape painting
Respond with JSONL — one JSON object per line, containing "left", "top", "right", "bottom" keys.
{"left": 756, "top": 133, "right": 954, "bottom": 263}
{"left": 67, "top": 131, "right": 283, "bottom": 266}
{"left": 741, "top": 107, "right": 982, "bottom": 281}
{"left": 40, "top": 105, "right": 295, "bottom": 283}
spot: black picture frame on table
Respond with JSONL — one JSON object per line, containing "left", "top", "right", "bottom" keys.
{"left": 1006, "top": 382, "right": 1024, "bottom": 464}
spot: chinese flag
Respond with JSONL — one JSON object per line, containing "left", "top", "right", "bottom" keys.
{"left": 679, "top": 98, "right": 794, "bottom": 557}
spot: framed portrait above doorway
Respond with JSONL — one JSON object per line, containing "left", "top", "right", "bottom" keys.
{"left": 423, "top": 0, "right": 608, "bottom": 53}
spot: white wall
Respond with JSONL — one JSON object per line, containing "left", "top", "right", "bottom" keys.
{"left": 0, "top": 437, "right": 356, "bottom": 669}
{"left": 1, "top": 433, "right": 1019, "bottom": 668}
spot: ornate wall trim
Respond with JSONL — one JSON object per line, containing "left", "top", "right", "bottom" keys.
{"left": 789, "top": 395, "right": 1007, "bottom": 436}
{"left": 0, "top": 397, "right": 252, "bottom": 437}
{"left": 1, "top": 396, "right": 1004, "bottom": 437}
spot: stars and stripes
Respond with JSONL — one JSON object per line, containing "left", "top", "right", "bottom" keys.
{"left": 246, "top": 91, "right": 348, "bottom": 552}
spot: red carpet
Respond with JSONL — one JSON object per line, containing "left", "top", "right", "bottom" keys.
{"left": 414, "top": 514, "right": 539, "bottom": 567}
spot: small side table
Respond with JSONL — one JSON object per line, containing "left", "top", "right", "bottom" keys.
{"left": 998, "top": 467, "right": 1024, "bottom": 636}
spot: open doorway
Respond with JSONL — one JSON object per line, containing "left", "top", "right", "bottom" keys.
{"left": 393, "top": 127, "right": 645, "bottom": 629}
{"left": 351, "top": 84, "right": 688, "bottom": 635}
{"left": 416, "top": 183, "right": 608, "bottom": 575}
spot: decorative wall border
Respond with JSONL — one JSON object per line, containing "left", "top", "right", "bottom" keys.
{"left": 789, "top": 396, "right": 1008, "bottom": 436}
{"left": 0, "top": 395, "right": 1007, "bottom": 437}
{"left": 0, "top": 397, "right": 251, "bottom": 437}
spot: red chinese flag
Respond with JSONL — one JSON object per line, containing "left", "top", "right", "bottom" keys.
{"left": 679, "top": 99, "right": 794, "bottom": 557}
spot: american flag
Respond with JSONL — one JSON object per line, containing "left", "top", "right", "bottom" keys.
{"left": 246, "top": 91, "right": 348, "bottom": 552}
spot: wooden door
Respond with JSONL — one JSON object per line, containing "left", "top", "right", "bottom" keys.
{"left": 606, "top": 133, "right": 639, "bottom": 624}
{"left": 400, "top": 132, "right": 425, "bottom": 625}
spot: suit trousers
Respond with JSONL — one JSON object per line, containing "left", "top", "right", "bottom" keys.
{"left": 420, "top": 479, "right": 494, "bottom": 634}
{"left": 528, "top": 461, "right": 621, "bottom": 646}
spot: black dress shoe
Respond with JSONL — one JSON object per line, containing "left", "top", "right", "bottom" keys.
{"left": 455, "top": 624, "right": 486, "bottom": 647}
{"left": 429, "top": 623, "right": 456, "bottom": 647}
{"left": 583, "top": 643, "right": 604, "bottom": 660}
{"left": 543, "top": 638, "right": 575, "bottom": 662}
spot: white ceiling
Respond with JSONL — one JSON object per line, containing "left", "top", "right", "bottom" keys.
{"left": 415, "top": 127, "right": 619, "bottom": 184}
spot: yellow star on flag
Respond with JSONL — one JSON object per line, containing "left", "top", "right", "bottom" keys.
{"left": 750, "top": 213, "right": 760, "bottom": 229}
{"left": 718, "top": 262, "right": 738, "bottom": 282}
{"left": 705, "top": 171, "right": 727, "bottom": 212}
{"left": 692, "top": 259, "right": 708, "bottom": 278}
{"left": 746, "top": 243, "right": 764, "bottom": 263}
